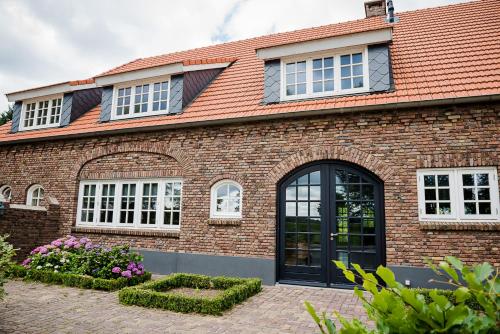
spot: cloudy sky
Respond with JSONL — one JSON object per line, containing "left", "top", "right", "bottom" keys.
{"left": 0, "top": 0, "right": 469, "bottom": 112}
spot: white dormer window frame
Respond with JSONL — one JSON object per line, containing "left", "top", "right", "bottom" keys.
{"left": 111, "top": 75, "right": 171, "bottom": 121}
{"left": 19, "top": 94, "right": 63, "bottom": 131}
{"left": 280, "top": 46, "right": 369, "bottom": 102}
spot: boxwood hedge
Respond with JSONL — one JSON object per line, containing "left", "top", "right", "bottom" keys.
{"left": 8, "top": 264, "right": 151, "bottom": 291}
{"left": 119, "top": 273, "right": 262, "bottom": 315}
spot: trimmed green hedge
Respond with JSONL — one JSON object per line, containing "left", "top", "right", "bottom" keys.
{"left": 8, "top": 264, "right": 151, "bottom": 291}
{"left": 119, "top": 273, "right": 262, "bottom": 315}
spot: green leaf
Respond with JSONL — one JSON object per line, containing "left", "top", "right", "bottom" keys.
{"left": 334, "top": 260, "right": 347, "bottom": 271}
{"left": 453, "top": 287, "right": 470, "bottom": 303}
{"left": 439, "top": 261, "right": 459, "bottom": 283}
{"left": 473, "top": 262, "right": 493, "bottom": 282}
{"left": 344, "top": 270, "right": 356, "bottom": 283}
{"left": 445, "top": 256, "right": 463, "bottom": 271}
{"left": 376, "top": 266, "right": 397, "bottom": 288}
{"left": 323, "top": 316, "right": 336, "bottom": 334}
{"left": 352, "top": 263, "right": 368, "bottom": 279}
{"left": 304, "top": 301, "right": 320, "bottom": 324}
{"left": 363, "top": 273, "right": 379, "bottom": 294}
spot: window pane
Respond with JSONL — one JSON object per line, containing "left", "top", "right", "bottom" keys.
{"left": 297, "top": 84, "right": 306, "bottom": 95}
{"left": 286, "top": 74, "right": 295, "bottom": 84}
{"left": 425, "top": 189, "right": 436, "bottom": 200}
{"left": 464, "top": 202, "right": 476, "bottom": 215}
{"left": 324, "top": 57, "right": 333, "bottom": 67}
{"left": 438, "top": 189, "right": 450, "bottom": 201}
{"left": 463, "top": 188, "right": 475, "bottom": 200}
{"left": 286, "top": 63, "right": 295, "bottom": 73}
{"left": 353, "top": 77, "right": 364, "bottom": 88}
{"left": 341, "top": 66, "right": 351, "bottom": 78}
{"left": 324, "top": 68, "right": 334, "bottom": 80}
{"left": 312, "top": 59, "right": 322, "bottom": 69}
{"left": 424, "top": 175, "right": 436, "bottom": 187}
{"left": 425, "top": 202, "right": 437, "bottom": 214}
{"left": 476, "top": 174, "right": 489, "bottom": 186}
{"left": 462, "top": 174, "right": 474, "bottom": 186}
{"left": 286, "top": 85, "right": 295, "bottom": 96}
{"left": 439, "top": 203, "right": 451, "bottom": 214}
{"left": 340, "top": 55, "right": 350, "bottom": 65}
{"left": 296, "top": 61, "right": 306, "bottom": 72}
{"left": 437, "top": 175, "right": 449, "bottom": 186}
{"left": 478, "top": 203, "right": 491, "bottom": 214}
{"left": 313, "top": 82, "right": 323, "bottom": 93}
{"left": 297, "top": 72, "right": 306, "bottom": 83}
{"left": 341, "top": 79, "right": 351, "bottom": 90}
{"left": 313, "top": 70, "right": 322, "bottom": 81}
{"left": 324, "top": 80, "right": 334, "bottom": 91}
{"left": 477, "top": 188, "right": 490, "bottom": 200}
{"left": 353, "top": 65, "right": 363, "bottom": 76}
{"left": 352, "top": 53, "right": 363, "bottom": 63}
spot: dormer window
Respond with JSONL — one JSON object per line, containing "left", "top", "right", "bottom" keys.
{"left": 281, "top": 47, "right": 369, "bottom": 101}
{"left": 19, "top": 96, "right": 63, "bottom": 131}
{"left": 112, "top": 77, "right": 170, "bottom": 120}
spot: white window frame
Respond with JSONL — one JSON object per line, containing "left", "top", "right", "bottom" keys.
{"left": 110, "top": 76, "right": 171, "bottom": 121}
{"left": 417, "top": 167, "right": 500, "bottom": 222}
{"left": 280, "top": 46, "right": 369, "bottom": 102}
{"left": 76, "top": 178, "right": 182, "bottom": 230}
{"left": 210, "top": 180, "right": 243, "bottom": 219}
{"left": 19, "top": 94, "right": 63, "bottom": 131}
{"left": 27, "top": 184, "right": 44, "bottom": 207}
{"left": 0, "top": 185, "right": 12, "bottom": 202}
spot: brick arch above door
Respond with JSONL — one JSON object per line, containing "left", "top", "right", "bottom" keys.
{"left": 267, "top": 145, "right": 395, "bottom": 185}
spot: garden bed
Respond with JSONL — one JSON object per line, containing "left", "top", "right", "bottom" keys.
{"left": 119, "top": 273, "right": 262, "bottom": 315}
{"left": 9, "top": 264, "right": 151, "bottom": 291}
{"left": 15, "top": 236, "right": 152, "bottom": 291}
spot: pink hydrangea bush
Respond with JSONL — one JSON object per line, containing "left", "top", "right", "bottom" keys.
{"left": 22, "top": 236, "right": 146, "bottom": 280}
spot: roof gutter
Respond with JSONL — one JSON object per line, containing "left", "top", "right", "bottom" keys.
{"left": 1, "top": 94, "right": 500, "bottom": 146}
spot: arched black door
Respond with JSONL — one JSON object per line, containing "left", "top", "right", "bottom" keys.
{"left": 278, "top": 161, "right": 385, "bottom": 287}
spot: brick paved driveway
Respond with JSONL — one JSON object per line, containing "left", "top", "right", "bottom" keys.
{"left": 0, "top": 280, "right": 367, "bottom": 334}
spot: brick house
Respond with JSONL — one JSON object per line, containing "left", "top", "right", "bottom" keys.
{"left": 0, "top": 0, "right": 498, "bottom": 288}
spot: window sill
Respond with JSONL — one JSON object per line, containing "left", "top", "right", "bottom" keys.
{"left": 71, "top": 226, "right": 180, "bottom": 238}
{"left": 419, "top": 221, "right": 500, "bottom": 231}
{"left": 207, "top": 219, "right": 242, "bottom": 226}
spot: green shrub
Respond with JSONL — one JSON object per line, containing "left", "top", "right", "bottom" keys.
{"left": 9, "top": 267, "right": 151, "bottom": 291}
{"left": 119, "top": 273, "right": 262, "bottom": 315}
{"left": 306, "top": 257, "right": 499, "bottom": 334}
{"left": 0, "top": 235, "right": 16, "bottom": 300}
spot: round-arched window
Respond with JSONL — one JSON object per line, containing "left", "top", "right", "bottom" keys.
{"left": 0, "top": 185, "right": 12, "bottom": 202}
{"left": 27, "top": 184, "right": 44, "bottom": 207}
{"left": 210, "top": 180, "right": 242, "bottom": 218}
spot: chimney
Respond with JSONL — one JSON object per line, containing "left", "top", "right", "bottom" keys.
{"left": 364, "top": 0, "right": 386, "bottom": 18}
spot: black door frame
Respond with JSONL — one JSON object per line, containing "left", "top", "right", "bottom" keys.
{"left": 276, "top": 160, "right": 386, "bottom": 288}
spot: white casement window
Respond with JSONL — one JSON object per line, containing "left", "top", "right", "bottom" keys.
{"left": 210, "top": 180, "right": 243, "bottom": 219}
{"left": 27, "top": 184, "right": 44, "bottom": 207}
{"left": 280, "top": 47, "right": 369, "bottom": 101}
{"left": 76, "top": 179, "right": 182, "bottom": 230}
{"left": 417, "top": 167, "right": 500, "bottom": 222}
{"left": 111, "top": 77, "right": 170, "bottom": 120}
{"left": 0, "top": 185, "right": 12, "bottom": 202}
{"left": 20, "top": 95, "right": 63, "bottom": 131}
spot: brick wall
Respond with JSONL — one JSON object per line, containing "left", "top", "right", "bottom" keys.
{"left": 0, "top": 102, "right": 498, "bottom": 267}
{"left": 0, "top": 200, "right": 61, "bottom": 261}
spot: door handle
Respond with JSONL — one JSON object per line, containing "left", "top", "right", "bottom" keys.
{"left": 330, "top": 233, "right": 338, "bottom": 240}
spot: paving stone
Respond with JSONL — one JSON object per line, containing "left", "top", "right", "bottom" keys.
{"left": 0, "top": 280, "right": 367, "bottom": 333}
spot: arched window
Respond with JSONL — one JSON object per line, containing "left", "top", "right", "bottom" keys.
{"left": 210, "top": 180, "right": 243, "bottom": 218}
{"left": 0, "top": 185, "right": 12, "bottom": 202}
{"left": 27, "top": 185, "right": 44, "bottom": 207}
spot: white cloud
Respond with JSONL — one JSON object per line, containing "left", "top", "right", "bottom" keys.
{"left": 0, "top": 0, "right": 469, "bottom": 112}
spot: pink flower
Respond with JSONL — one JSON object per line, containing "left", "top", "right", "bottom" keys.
{"left": 79, "top": 238, "right": 90, "bottom": 244}
{"left": 51, "top": 240, "right": 63, "bottom": 247}
{"left": 39, "top": 246, "right": 48, "bottom": 254}
{"left": 112, "top": 267, "right": 122, "bottom": 274}
{"left": 22, "top": 258, "right": 32, "bottom": 267}
{"left": 121, "top": 270, "right": 132, "bottom": 278}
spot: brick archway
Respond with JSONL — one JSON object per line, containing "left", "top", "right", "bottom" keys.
{"left": 267, "top": 145, "right": 395, "bottom": 185}
{"left": 70, "top": 143, "right": 192, "bottom": 181}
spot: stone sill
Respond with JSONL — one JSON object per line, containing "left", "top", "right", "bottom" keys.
{"left": 8, "top": 204, "right": 47, "bottom": 212}
{"left": 419, "top": 221, "right": 500, "bottom": 231}
{"left": 71, "top": 226, "right": 180, "bottom": 238}
{"left": 207, "top": 219, "right": 242, "bottom": 226}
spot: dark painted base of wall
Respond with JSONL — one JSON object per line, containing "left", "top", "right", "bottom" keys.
{"left": 136, "top": 249, "right": 276, "bottom": 285}
{"left": 136, "top": 249, "right": 451, "bottom": 289}
{"left": 389, "top": 265, "right": 452, "bottom": 289}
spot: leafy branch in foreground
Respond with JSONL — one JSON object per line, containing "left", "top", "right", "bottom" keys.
{"left": 305, "top": 256, "right": 499, "bottom": 333}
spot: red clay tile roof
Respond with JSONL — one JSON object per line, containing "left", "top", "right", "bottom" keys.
{"left": 1, "top": 0, "right": 499, "bottom": 144}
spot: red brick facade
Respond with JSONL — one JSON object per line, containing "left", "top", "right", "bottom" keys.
{"left": 0, "top": 102, "right": 499, "bottom": 267}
